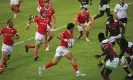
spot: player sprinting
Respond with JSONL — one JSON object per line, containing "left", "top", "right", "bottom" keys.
{"left": 39, "top": 1, "right": 56, "bottom": 51}
{"left": 25, "top": 11, "right": 50, "bottom": 61}
{"left": 75, "top": 7, "right": 93, "bottom": 41}
{"left": 105, "top": 15, "right": 125, "bottom": 46}
{"left": 0, "top": 19, "right": 19, "bottom": 73}
{"left": 95, "top": 33, "right": 119, "bottom": 80}
{"left": 78, "top": 0, "right": 92, "bottom": 11}
{"left": 10, "top": 0, "right": 19, "bottom": 18}
{"left": 114, "top": 0, "right": 128, "bottom": 27}
{"left": 119, "top": 38, "right": 133, "bottom": 79}
{"left": 38, "top": 23, "right": 86, "bottom": 76}
{"left": 94, "top": 0, "right": 111, "bottom": 20}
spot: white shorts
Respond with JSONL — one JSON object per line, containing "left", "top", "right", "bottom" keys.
{"left": 35, "top": 32, "right": 45, "bottom": 44}
{"left": 77, "top": 22, "right": 90, "bottom": 31}
{"left": 80, "top": 4, "right": 88, "bottom": 9}
{"left": 1, "top": 44, "right": 13, "bottom": 54}
{"left": 10, "top": 0, "right": 19, "bottom": 5}
{"left": 109, "top": 34, "right": 122, "bottom": 43}
{"left": 99, "top": 4, "right": 110, "bottom": 11}
{"left": 55, "top": 46, "right": 70, "bottom": 56}
{"left": 106, "top": 58, "right": 119, "bottom": 69}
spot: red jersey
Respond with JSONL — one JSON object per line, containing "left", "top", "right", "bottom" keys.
{"left": 106, "top": 21, "right": 120, "bottom": 36}
{"left": 76, "top": 12, "right": 90, "bottom": 24}
{"left": 33, "top": 17, "right": 50, "bottom": 35}
{"left": 101, "top": 39, "right": 117, "bottom": 60}
{"left": 0, "top": 27, "right": 18, "bottom": 46}
{"left": 38, "top": 0, "right": 45, "bottom": 7}
{"left": 59, "top": 30, "right": 73, "bottom": 48}
{"left": 40, "top": 7, "right": 55, "bottom": 22}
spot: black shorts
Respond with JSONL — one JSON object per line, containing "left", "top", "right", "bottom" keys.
{"left": 119, "top": 18, "right": 127, "bottom": 24}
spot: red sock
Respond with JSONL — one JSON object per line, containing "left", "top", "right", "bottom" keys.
{"left": 0, "top": 64, "right": 4, "bottom": 72}
{"left": 45, "top": 61, "right": 54, "bottom": 69}
{"left": 72, "top": 64, "right": 78, "bottom": 72}
{"left": 27, "top": 44, "right": 35, "bottom": 48}
{"left": 34, "top": 49, "right": 38, "bottom": 57}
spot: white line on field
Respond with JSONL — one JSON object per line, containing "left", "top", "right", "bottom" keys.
{"left": 12, "top": 1, "right": 133, "bottom": 46}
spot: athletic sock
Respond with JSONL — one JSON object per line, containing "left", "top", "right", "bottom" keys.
{"left": 72, "top": 64, "right": 79, "bottom": 72}
{"left": 34, "top": 49, "right": 38, "bottom": 57}
{"left": 45, "top": 61, "right": 54, "bottom": 69}
{"left": 27, "top": 44, "right": 35, "bottom": 48}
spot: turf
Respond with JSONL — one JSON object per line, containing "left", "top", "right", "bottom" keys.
{"left": 0, "top": 0, "right": 133, "bottom": 80}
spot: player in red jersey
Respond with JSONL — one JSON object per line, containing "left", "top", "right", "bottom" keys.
{"left": 38, "top": 23, "right": 86, "bottom": 76}
{"left": 119, "top": 38, "right": 133, "bottom": 79}
{"left": 39, "top": 1, "right": 56, "bottom": 51}
{"left": 105, "top": 15, "right": 125, "bottom": 46}
{"left": 95, "top": 33, "right": 119, "bottom": 80}
{"left": 25, "top": 11, "right": 51, "bottom": 61}
{"left": 0, "top": 19, "right": 19, "bottom": 73}
{"left": 75, "top": 7, "right": 93, "bottom": 41}
{"left": 10, "top": 0, "right": 20, "bottom": 18}
{"left": 37, "top": 0, "right": 52, "bottom": 13}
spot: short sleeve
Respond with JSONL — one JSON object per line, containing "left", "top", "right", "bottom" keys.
{"left": 33, "top": 17, "right": 39, "bottom": 22}
{"left": 86, "top": 12, "right": 90, "bottom": 17}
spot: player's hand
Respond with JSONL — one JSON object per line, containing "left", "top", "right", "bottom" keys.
{"left": 94, "top": 55, "right": 101, "bottom": 59}
{"left": 98, "top": 62, "right": 103, "bottom": 67}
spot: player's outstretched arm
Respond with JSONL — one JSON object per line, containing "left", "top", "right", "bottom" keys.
{"left": 26, "top": 15, "right": 35, "bottom": 30}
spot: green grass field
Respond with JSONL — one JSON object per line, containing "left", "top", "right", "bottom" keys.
{"left": 0, "top": 0, "right": 133, "bottom": 80}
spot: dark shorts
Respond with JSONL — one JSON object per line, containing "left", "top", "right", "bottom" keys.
{"left": 119, "top": 18, "right": 127, "bottom": 24}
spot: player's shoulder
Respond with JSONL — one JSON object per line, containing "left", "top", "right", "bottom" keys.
{"left": 128, "top": 42, "right": 133, "bottom": 47}
{"left": 115, "top": 3, "right": 120, "bottom": 7}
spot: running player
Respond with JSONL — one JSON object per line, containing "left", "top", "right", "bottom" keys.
{"left": 39, "top": 1, "right": 56, "bottom": 51}
{"left": 10, "top": 0, "right": 19, "bottom": 18}
{"left": 94, "top": 0, "right": 111, "bottom": 20}
{"left": 75, "top": 7, "right": 93, "bottom": 41}
{"left": 78, "top": 0, "right": 92, "bottom": 11}
{"left": 0, "top": 19, "right": 19, "bottom": 73}
{"left": 119, "top": 39, "right": 133, "bottom": 79}
{"left": 105, "top": 15, "right": 125, "bottom": 46}
{"left": 95, "top": 33, "right": 119, "bottom": 80}
{"left": 38, "top": 23, "right": 86, "bottom": 76}
{"left": 25, "top": 11, "right": 50, "bottom": 61}
{"left": 18, "top": 0, "right": 22, "bottom": 13}
{"left": 114, "top": 0, "right": 128, "bottom": 27}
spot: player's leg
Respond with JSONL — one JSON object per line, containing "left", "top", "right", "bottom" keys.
{"left": 94, "top": 10, "right": 105, "bottom": 20}
{"left": 39, "top": 56, "right": 62, "bottom": 76}
{"left": 65, "top": 52, "right": 86, "bottom": 76}
{"left": 103, "top": 67, "right": 112, "bottom": 80}
{"left": 105, "top": 8, "right": 111, "bottom": 17}
{"left": 46, "top": 30, "right": 54, "bottom": 51}
{"left": 0, "top": 51, "right": 8, "bottom": 73}
{"left": 25, "top": 44, "right": 35, "bottom": 52}
{"left": 17, "top": 0, "right": 22, "bottom": 13}
{"left": 120, "top": 56, "right": 133, "bottom": 79}
{"left": 78, "top": 31, "right": 83, "bottom": 39}
{"left": 34, "top": 42, "right": 41, "bottom": 61}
